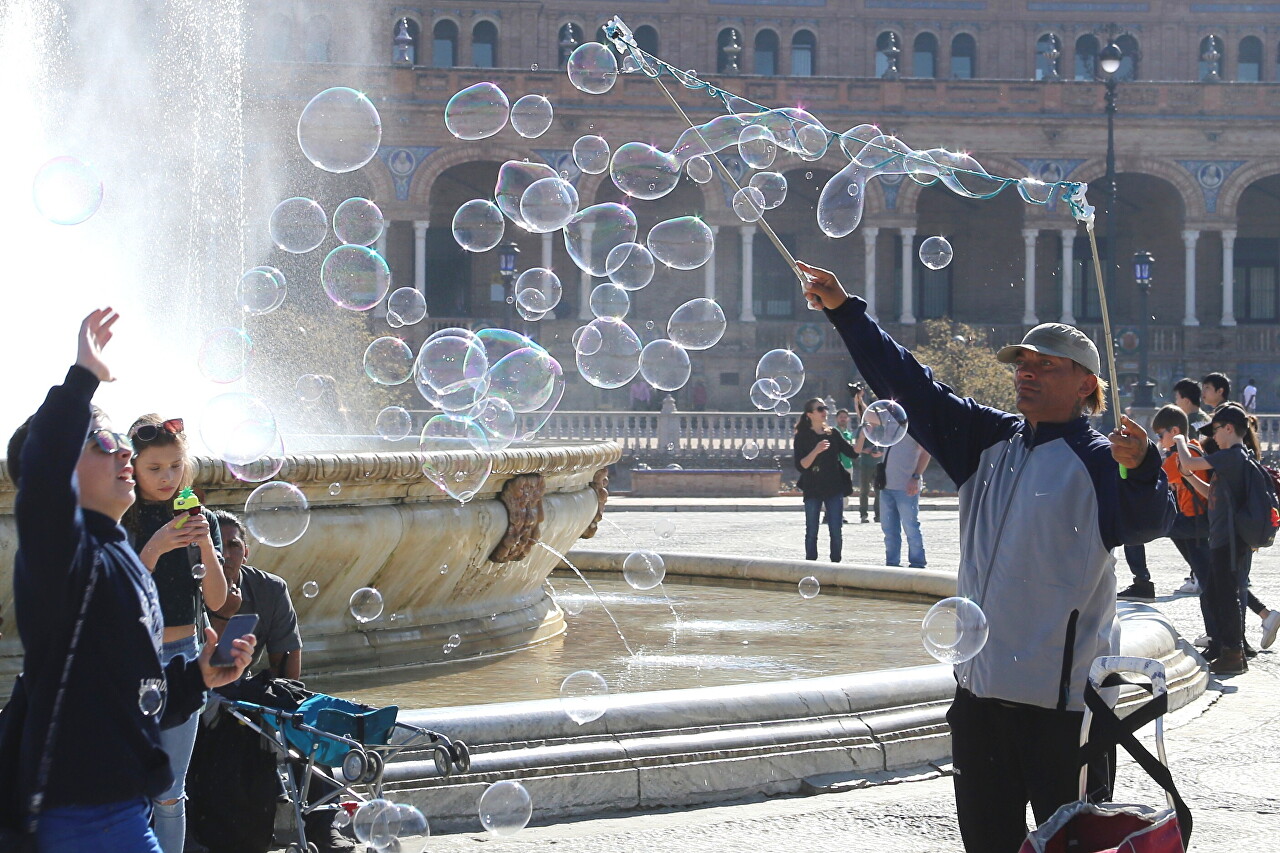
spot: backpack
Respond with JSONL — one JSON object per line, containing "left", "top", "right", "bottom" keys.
{"left": 1234, "top": 455, "right": 1280, "bottom": 549}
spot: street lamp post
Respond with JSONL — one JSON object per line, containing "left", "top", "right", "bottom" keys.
{"left": 1133, "top": 251, "right": 1156, "bottom": 408}
{"left": 1099, "top": 40, "right": 1123, "bottom": 332}
{"left": 498, "top": 241, "right": 521, "bottom": 325}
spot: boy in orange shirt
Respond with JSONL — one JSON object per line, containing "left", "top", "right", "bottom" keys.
{"left": 1152, "top": 405, "right": 1215, "bottom": 641}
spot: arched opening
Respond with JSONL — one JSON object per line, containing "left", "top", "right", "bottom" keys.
{"left": 393, "top": 18, "right": 420, "bottom": 65}
{"left": 1238, "top": 36, "right": 1263, "bottom": 82}
{"left": 1035, "top": 33, "right": 1060, "bottom": 80}
{"left": 1074, "top": 34, "right": 1099, "bottom": 80}
{"left": 472, "top": 21, "right": 497, "bottom": 68}
{"left": 717, "top": 28, "right": 742, "bottom": 73}
{"left": 791, "top": 30, "right": 816, "bottom": 76}
{"left": 1114, "top": 34, "right": 1139, "bottom": 81}
{"left": 306, "top": 16, "right": 331, "bottom": 62}
{"left": 634, "top": 25, "right": 659, "bottom": 58}
{"left": 912, "top": 32, "right": 937, "bottom": 78}
{"left": 558, "top": 23, "right": 582, "bottom": 66}
{"left": 432, "top": 20, "right": 457, "bottom": 68}
{"left": 1199, "top": 35, "right": 1223, "bottom": 81}
{"left": 875, "top": 31, "right": 900, "bottom": 78}
{"left": 950, "top": 33, "right": 976, "bottom": 79}
{"left": 754, "top": 29, "right": 779, "bottom": 75}
{"left": 1235, "top": 175, "right": 1280, "bottom": 323}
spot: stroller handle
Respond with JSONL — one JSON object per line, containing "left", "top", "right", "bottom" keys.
{"left": 1078, "top": 656, "right": 1170, "bottom": 807}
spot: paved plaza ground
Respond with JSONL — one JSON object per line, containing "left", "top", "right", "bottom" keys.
{"left": 419, "top": 498, "right": 1280, "bottom": 851}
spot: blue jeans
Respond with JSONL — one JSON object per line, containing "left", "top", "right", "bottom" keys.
{"left": 37, "top": 798, "right": 162, "bottom": 853}
{"left": 154, "top": 635, "right": 199, "bottom": 853}
{"left": 804, "top": 493, "right": 843, "bottom": 562}
{"left": 880, "top": 489, "right": 926, "bottom": 568}
{"left": 1123, "top": 544, "right": 1150, "bottom": 583}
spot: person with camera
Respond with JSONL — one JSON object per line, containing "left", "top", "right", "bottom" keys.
{"left": 793, "top": 398, "right": 858, "bottom": 562}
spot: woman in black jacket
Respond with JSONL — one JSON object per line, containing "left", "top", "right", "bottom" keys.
{"left": 793, "top": 397, "right": 858, "bottom": 562}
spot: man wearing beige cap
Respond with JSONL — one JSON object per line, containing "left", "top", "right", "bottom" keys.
{"left": 798, "top": 262, "right": 1175, "bottom": 853}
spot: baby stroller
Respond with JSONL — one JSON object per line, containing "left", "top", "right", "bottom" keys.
{"left": 211, "top": 690, "right": 470, "bottom": 853}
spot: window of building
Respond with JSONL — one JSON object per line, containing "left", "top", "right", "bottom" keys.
{"left": 1239, "top": 36, "right": 1263, "bottom": 82}
{"left": 792, "top": 30, "right": 816, "bottom": 76}
{"left": 912, "top": 33, "right": 937, "bottom": 78}
{"left": 1035, "top": 33, "right": 1060, "bottom": 80}
{"left": 753, "top": 233, "right": 798, "bottom": 318}
{"left": 1235, "top": 238, "right": 1280, "bottom": 322}
{"left": 1199, "top": 35, "right": 1223, "bottom": 81}
{"left": 472, "top": 21, "right": 497, "bottom": 68}
{"left": 558, "top": 23, "right": 582, "bottom": 66}
{"left": 717, "top": 28, "right": 742, "bottom": 73}
{"left": 754, "top": 30, "right": 779, "bottom": 75}
{"left": 1072, "top": 236, "right": 1103, "bottom": 322}
{"left": 635, "top": 25, "right": 659, "bottom": 57}
{"left": 876, "top": 31, "right": 900, "bottom": 78}
{"left": 950, "top": 33, "right": 975, "bottom": 79}
{"left": 432, "top": 20, "right": 457, "bottom": 68}
{"left": 1074, "top": 34, "right": 1099, "bottom": 80}
{"left": 305, "top": 16, "right": 331, "bottom": 62}
{"left": 1114, "top": 34, "right": 1139, "bottom": 81}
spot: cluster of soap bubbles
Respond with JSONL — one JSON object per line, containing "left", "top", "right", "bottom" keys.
{"left": 750, "top": 350, "right": 806, "bottom": 415}
{"left": 350, "top": 799, "right": 430, "bottom": 851}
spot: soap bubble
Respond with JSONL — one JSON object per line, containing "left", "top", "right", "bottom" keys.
{"left": 198, "top": 328, "right": 253, "bottom": 384}
{"left": 686, "top": 156, "right": 713, "bottom": 184}
{"left": 576, "top": 318, "right": 642, "bottom": 389}
{"left": 647, "top": 216, "right": 715, "bottom": 271}
{"left": 572, "top": 135, "right": 611, "bottom": 175}
{"left": 328, "top": 482, "right": 341, "bottom": 496}
{"left": 519, "top": 177, "right": 579, "bottom": 233}
{"left": 476, "top": 328, "right": 536, "bottom": 363}
{"left": 419, "top": 415, "right": 492, "bottom": 502}
{"left": 332, "top": 197, "right": 384, "bottom": 246}
{"left": 352, "top": 798, "right": 398, "bottom": 848}
{"left": 321, "top": 245, "right": 391, "bottom": 311}
{"left": 269, "top": 197, "right": 327, "bottom": 254}
{"left": 394, "top": 804, "right": 430, "bottom": 849}
{"left": 375, "top": 406, "right": 413, "bottom": 440}
{"left": 816, "top": 162, "right": 867, "bottom": 238}
{"left": 559, "top": 670, "right": 609, "bottom": 724}
{"left": 244, "top": 481, "right": 310, "bottom": 547}
{"left": 302, "top": 581, "right": 320, "bottom": 599}
{"left": 922, "top": 597, "right": 989, "bottom": 665}
{"left": 192, "top": 563, "right": 206, "bottom": 580}
{"left": 732, "top": 186, "right": 766, "bottom": 223}
{"left": 470, "top": 397, "right": 518, "bottom": 449}
{"left": 623, "top": 549, "right": 666, "bottom": 590}
{"left": 415, "top": 335, "right": 489, "bottom": 411}
{"left": 667, "top": 298, "right": 726, "bottom": 350}
{"left": 654, "top": 517, "right": 675, "bottom": 539}
{"left": 749, "top": 171, "right": 788, "bottom": 209}
{"left": 444, "top": 633, "right": 462, "bottom": 653}
{"left": 510, "top": 94, "right": 553, "bottom": 138}
{"left": 573, "top": 324, "right": 603, "bottom": 356}
{"left": 919, "top": 236, "right": 953, "bottom": 270}
{"left": 387, "top": 287, "right": 428, "bottom": 326}
{"left": 236, "top": 266, "right": 287, "bottom": 316}
{"left": 749, "top": 377, "right": 783, "bottom": 410}
{"left": 590, "top": 283, "right": 631, "bottom": 320}
{"left": 860, "top": 399, "right": 909, "bottom": 447}
{"left": 515, "top": 303, "right": 547, "bottom": 322}
{"left": 478, "top": 780, "right": 533, "bottom": 836}
{"left": 773, "top": 398, "right": 791, "bottom": 416}
{"left": 1017, "top": 177, "right": 1055, "bottom": 205}
{"left": 567, "top": 41, "right": 619, "bottom": 94}
{"left": 639, "top": 340, "right": 690, "bottom": 391}
{"left": 495, "top": 161, "right": 558, "bottom": 229}
{"left": 225, "top": 435, "right": 286, "bottom": 483}
{"left": 798, "top": 576, "right": 820, "bottom": 599}
{"left": 605, "top": 242, "right": 655, "bottom": 291}
{"left": 564, "top": 203, "right": 637, "bottom": 276}
{"left": 297, "top": 87, "right": 381, "bottom": 173}
{"left": 755, "top": 350, "right": 805, "bottom": 399}
{"left": 364, "top": 336, "right": 414, "bottom": 385}
{"left": 444, "top": 82, "right": 510, "bottom": 140}
{"left": 738, "top": 124, "right": 778, "bottom": 170}
{"left": 452, "top": 199, "right": 505, "bottom": 252}
{"left": 513, "top": 268, "right": 563, "bottom": 313}
{"left": 349, "top": 587, "right": 385, "bottom": 623}
{"left": 200, "top": 392, "right": 280, "bottom": 466}
{"left": 796, "top": 123, "right": 829, "bottom": 159}
{"left": 295, "top": 374, "right": 325, "bottom": 402}
{"left": 610, "top": 142, "right": 681, "bottom": 200}
{"left": 742, "top": 440, "right": 760, "bottom": 460}
{"left": 487, "top": 346, "right": 562, "bottom": 412}
{"left": 32, "top": 156, "right": 103, "bottom": 225}
{"left": 138, "top": 683, "right": 163, "bottom": 716}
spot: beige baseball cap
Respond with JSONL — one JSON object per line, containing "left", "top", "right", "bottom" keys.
{"left": 996, "top": 323, "right": 1101, "bottom": 375}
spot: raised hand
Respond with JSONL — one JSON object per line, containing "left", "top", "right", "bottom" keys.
{"left": 197, "top": 626, "right": 255, "bottom": 688}
{"left": 77, "top": 307, "right": 120, "bottom": 382}
{"left": 1109, "top": 413, "right": 1150, "bottom": 470}
{"left": 796, "top": 261, "right": 849, "bottom": 311}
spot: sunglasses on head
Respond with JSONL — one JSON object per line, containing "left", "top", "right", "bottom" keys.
{"left": 87, "top": 429, "right": 134, "bottom": 455}
{"left": 130, "top": 418, "right": 184, "bottom": 442}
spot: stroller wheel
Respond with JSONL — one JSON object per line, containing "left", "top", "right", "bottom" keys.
{"left": 360, "top": 750, "right": 385, "bottom": 785}
{"left": 341, "top": 748, "right": 369, "bottom": 783}
{"left": 450, "top": 740, "right": 472, "bottom": 773}
{"left": 433, "top": 743, "right": 453, "bottom": 777}
{"left": 308, "top": 844, "right": 319, "bottom": 853}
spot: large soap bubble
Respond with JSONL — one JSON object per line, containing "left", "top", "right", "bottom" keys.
{"left": 32, "top": 156, "right": 103, "bottom": 225}
{"left": 519, "top": 177, "right": 579, "bottom": 233}
{"left": 420, "top": 415, "right": 492, "bottom": 502}
{"left": 387, "top": 286, "right": 428, "bottom": 326}
{"left": 610, "top": 142, "right": 681, "bottom": 200}
{"left": 470, "top": 397, "right": 519, "bottom": 450}
{"left": 576, "top": 318, "right": 642, "bottom": 389}
{"left": 816, "top": 161, "right": 867, "bottom": 239}
{"left": 478, "top": 780, "right": 533, "bottom": 836}
{"left": 667, "top": 298, "right": 726, "bottom": 350}
{"left": 452, "top": 199, "right": 505, "bottom": 252}
{"left": 244, "top": 481, "right": 310, "bottom": 547}
{"left": 639, "top": 340, "right": 690, "bottom": 391}
{"left": 922, "top": 597, "right": 989, "bottom": 664}
{"left": 375, "top": 406, "right": 413, "bottom": 440}
{"left": 332, "top": 197, "right": 384, "bottom": 246}
{"left": 351, "top": 798, "right": 396, "bottom": 847}
{"left": 559, "top": 670, "right": 609, "bottom": 725}
{"left": 415, "top": 335, "right": 489, "bottom": 411}
{"left": 513, "top": 268, "right": 562, "bottom": 313}
{"left": 200, "top": 392, "right": 279, "bottom": 466}
{"left": 495, "top": 160, "right": 558, "bottom": 229}
{"left": 487, "top": 346, "right": 562, "bottom": 412}
{"left": 349, "top": 587, "right": 385, "bottom": 623}
{"left": 573, "top": 324, "right": 603, "bottom": 356}
{"left": 732, "top": 186, "right": 766, "bottom": 223}
{"left": 363, "top": 336, "right": 414, "bottom": 385}
{"left": 444, "top": 82, "right": 510, "bottom": 140}
{"left": 919, "top": 235, "right": 954, "bottom": 270}
{"left": 686, "top": 156, "right": 713, "bottom": 184}
{"left": 860, "top": 399, "right": 909, "bottom": 447}
{"left": 225, "top": 435, "right": 286, "bottom": 484}
{"left": 589, "top": 283, "right": 630, "bottom": 320}
{"left": 647, "top": 217, "right": 714, "bottom": 270}
{"left": 510, "top": 94, "right": 554, "bottom": 138}
{"left": 567, "top": 42, "right": 619, "bottom": 94}
{"left": 236, "top": 266, "right": 287, "bottom": 316}
{"left": 564, "top": 203, "right": 637, "bottom": 276}
{"left": 269, "top": 197, "right": 327, "bottom": 254}
{"left": 738, "top": 124, "right": 778, "bottom": 170}
{"left": 623, "top": 549, "right": 667, "bottom": 590}
{"left": 297, "top": 87, "right": 381, "bottom": 173}
{"left": 321, "top": 245, "right": 391, "bottom": 311}
{"left": 198, "top": 328, "right": 253, "bottom": 384}
{"left": 749, "top": 171, "right": 788, "bottom": 209}
{"left": 572, "top": 135, "right": 611, "bottom": 175}
{"left": 605, "top": 242, "right": 655, "bottom": 290}
{"left": 755, "top": 349, "right": 805, "bottom": 399}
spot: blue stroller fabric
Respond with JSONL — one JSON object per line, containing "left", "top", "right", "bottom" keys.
{"left": 284, "top": 695, "right": 399, "bottom": 767}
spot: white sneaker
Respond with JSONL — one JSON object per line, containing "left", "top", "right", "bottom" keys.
{"left": 1193, "top": 634, "right": 1210, "bottom": 648}
{"left": 1175, "top": 577, "right": 1200, "bottom": 595}
{"left": 1262, "top": 610, "right": 1280, "bottom": 650}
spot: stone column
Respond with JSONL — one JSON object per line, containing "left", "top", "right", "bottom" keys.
{"left": 899, "top": 226, "right": 916, "bottom": 324}
{"left": 1059, "top": 229, "right": 1076, "bottom": 324}
{"left": 1182, "top": 229, "right": 1200, "bottom": 327}
{"left": 578, "top": 222, "right": 595, "bottom": 320}
{"left": 740, "top": 225, "right": 757, "bottom": 322}
{"left": 541, "top": 231, "right": 553, "bottom": 270}
{"left": 1022, "top": 228, "right": 1039, "bottom": 325}
{"left": 1221, "top": 228, "right": 1236, "bottom": 327}
{"left": 704, "top": 225, "right": 718, "bottom": 300}
{"left": 413, "top": 219, "right": 429, "bottom": 299}
{"left": 862, "top": 226, "right": 879, "bottom": 321}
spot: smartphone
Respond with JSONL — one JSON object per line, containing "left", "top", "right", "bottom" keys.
{"left": 211, "top": 613, "right": 258, "bottom": 667}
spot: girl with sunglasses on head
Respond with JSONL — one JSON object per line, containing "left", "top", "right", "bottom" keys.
{"left": 793, "top": 397, "right": 858, "bottom": 562}
{"left": 0, "top": 309, "right": 253, "bottom": 852}
{"left": 121, "top": 415, "right": 227, "bottom": 853}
